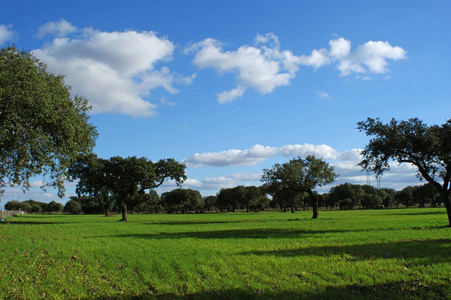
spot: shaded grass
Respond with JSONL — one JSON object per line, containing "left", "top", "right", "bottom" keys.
{"left": 0, "top": 208, "right": 450, "bottom": 299}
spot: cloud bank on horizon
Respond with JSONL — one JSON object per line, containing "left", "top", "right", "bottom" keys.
{"left": 1, "top": 20, "right": 406, "bottom": 117}
{"left": 168, "top": 143, "right": 418, "bottom": 193}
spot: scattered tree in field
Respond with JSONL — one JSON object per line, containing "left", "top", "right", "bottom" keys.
{"left": 0, "top": 46, "right": 98, "bottom": 200}
{"left": 269, "top": 183, "right": 307, "bottom": 213}
{"left": 262, "top": 155, "right": 337, "bottom": 218}
{"left": 71, "top": 156, "right": 186, "bottom": 221}
{"left": 358, "top": 118, "right": 451, "bottom": 226}
{"left": 161, "top": 188, "right": 204, "bottom": 213}
{"left": 107, "top": 156, "right": 186, "bottom": 221}
{"left": 216, "top": 186, "right": 246, "bottom": 212}
{"left": 69, "top": 155, "right": 115, "bottom": 216}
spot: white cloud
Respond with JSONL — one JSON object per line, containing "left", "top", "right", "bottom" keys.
{"left": 330, "top": 39, "right": 407, "bottom": 76}
{"left": 182, "top": 144, "right": 279, "bottom": 167}
{"left": 0, "top": 24, "right": 15, "bottom": 44}
{"left": 29, "top": 180, "right": 45, "bottom": 188}
{"left": 182, "top": 143, "right": 339, "bottom": 167}
{"left": 298, "top": 48, "right": 330, "bottom": 69}
{"left": 279, "top": 144, "right": 338, "bottom": 159}
{"left": 36, "top": 18, "right": 77, "bottom": 39}
{"left": 329, "top": 37, "right": 351, "bottom": 59}
{"left": 217, "top": 86, "right": 245, "bottom": 104}
{"left": 32, "top": 22, "right": 194, "bottom": 117}
{"left": 177, "top": 172, "right": 262, "bottom": 192}
{"left": 187, "top": 34, "right": 406, "bottom": 104}
{"left": 186, "top": 34, "right": 300, "bottom": 103}
{"left": 316, "top": 90, "right": 330, "bottom": 99}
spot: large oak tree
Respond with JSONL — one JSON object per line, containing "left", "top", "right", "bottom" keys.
{"left": 72, "top": 155, "right": 186, "bottom": 221}
{"left": 357, "top": 117, "right": 451, "bottom": 226}
{"left": 0, "top": 46, "right": 97, "bottom": 199}
{"left": 262, "top": 155, "right": 337, "bottom": 218}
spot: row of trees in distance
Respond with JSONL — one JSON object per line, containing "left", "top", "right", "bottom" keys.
{"left": 4, "top": 182, "right": 441, "bottom": 215}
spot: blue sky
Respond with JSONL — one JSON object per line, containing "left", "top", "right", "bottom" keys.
{"left": 1, "top": 0, "right": 450, "bottom": 204}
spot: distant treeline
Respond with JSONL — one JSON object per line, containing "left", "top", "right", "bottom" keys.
{"left": 3, "top": 182, "right": 443, "bottom": 215}
{"left": 3, "top": 200, "right": 64, "bottom": 213}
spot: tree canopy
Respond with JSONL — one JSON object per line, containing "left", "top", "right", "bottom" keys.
{"left": 357, "top": 117, "right": 451, "bottom": 226}
{"left": 71, "top": 155, "right": 186, "bottom": 221}
{"left": 262, "top": 155, "right": 337, "bottom": 218}
{"left": 0, "top": 45, "right": 97, "bottom": 199}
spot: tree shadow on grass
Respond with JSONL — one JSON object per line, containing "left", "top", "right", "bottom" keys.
{"left": 386, "top": 211, "right": 446, "bottom": 216}
{"left": 240, "top": 239, "right": 451, "bottom": 266}
{"left": 6, "top": 220, "right": 75, "bottom": 225}
{"left": 111, "top": 228, "right": 358, "bottom": 240}
{"left": 93, "top": 280, "right": 450, "bottom": 299}
{"left": 140, "top": 220, "right": 247, "bottom": 226}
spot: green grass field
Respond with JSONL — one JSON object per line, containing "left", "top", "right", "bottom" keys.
{"left": 1, "top": 208, "right": 450, "bottom": 299}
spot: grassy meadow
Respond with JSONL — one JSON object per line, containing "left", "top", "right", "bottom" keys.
{"left": 0, "top": 208, "right": 450, "bottom": 299}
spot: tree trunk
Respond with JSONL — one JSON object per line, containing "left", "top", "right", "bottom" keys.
{"left": 104, "top": 206, "right": 109, "bottom": 217}
{"left": 120, "top": 202, "right": 128, "bottom": 222}
{"left": 308, "top": 190, "right": 318, "bottom": 219}
{"left": 441, "top": 193, "right": 451, "bottom": 227}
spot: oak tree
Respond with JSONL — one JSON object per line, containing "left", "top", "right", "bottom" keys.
{"left": 0, "top": 46, "right": 97, "bottom": 200}
{"left": 358, "top": 118, "right": 451, "bottom": 226}
{"left": 262, "top": 155, "right": 337, "bottom": 218}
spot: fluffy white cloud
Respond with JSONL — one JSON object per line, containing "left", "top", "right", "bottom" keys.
{"left": 182, "top": 144, "right": 279, "bottom": 167}
{"left": 331, "top": 39, "right": 407, "bottom": 76}
{"left": 187, "top": 35, "right": 406, "bottom": 103}
{"left": 182, "top": 143, "right": 339, "bottom": 167}
{"left": 0, "top": 24, "right": 15, "bottom": 44}
{"left": 329, "top": 37, "right": 351, "bottom": 59}
{"left": 36, "top": 18, "right": 77, "bottom": 38}
{"left": 279, "top": 144, "right": 338, "bottom": 159}
{"left": 186, "top": 33, "right": 299, "bottom": 103}
{"left": 217, "top": 86, "right": 245, "bottom": 104}
{"left": 33, "top": 22, "right": 194, "bottom": 117}
{"left": 298, "top": 49, "right": 330, "bottom": 69}
{"left": 172, "top": 172, "right": 262, "bottom": 192}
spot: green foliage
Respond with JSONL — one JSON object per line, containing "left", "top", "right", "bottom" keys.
{"left": 4, "top": 200, "right": 30, "bottom": 212}
{"left": 358, "top": 117, "right": 451, "bottom": 225}
{"left": 395, "top": 186, "right": 415, "bottom": 207}
{"left": 64, "top": 199, "right": 82, "bottom": 214}
{"left": 161, "top": 188, "right": 204, "bottom": 213}
{"left": 133, "top": 190, "right": 161, "bottom": 213}
{"left": 70, "top": 155, "right": 186, "bottom": 221}
{"left": 216, "top": 186, "right": 246, "bottom": 212}
{"left": 203, "top": 195, "right": 217, "bottom": 211}
{"left": 262, "top": 155, "right": 337, "bottom": 218}
{"left": 1, "top": 210, "right": 450, "bottom": 299}
{"left": 46, "top": 201, "right": 63, "bottom": 213}
{"left": 22, "top": 199, "right": 48, "bottom": 213}
{"left": 0, "top": 45, "right": 98, "bottom": 199}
